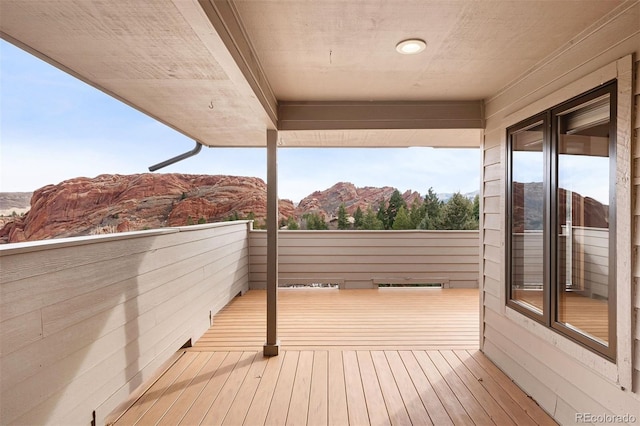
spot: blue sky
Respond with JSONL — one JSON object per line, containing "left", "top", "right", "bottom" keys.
{"left": 0, "top": 40, "right": 480, "bottom": 202}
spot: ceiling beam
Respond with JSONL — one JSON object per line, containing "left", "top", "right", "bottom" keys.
{"left": 198, "top": 0, "right": 278, "bottom": 128}
{"left": 278, "top": 101, "right": 484, "bottom": 131}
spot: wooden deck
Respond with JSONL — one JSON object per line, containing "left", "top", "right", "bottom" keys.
{"left": 195, "top": 288, "right": 479, "bottom": 351}
{"left": 513, "top": 289, "right": 609, "bottom": 342}
{"left": 110, "top": 289, "right": 557, "bottom": 425}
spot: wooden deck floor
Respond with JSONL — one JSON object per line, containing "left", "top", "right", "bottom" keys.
{"left": 195, "top": 288, "right": 479, "bottom": 351}
{"left": 110, "top": 289, "right": 557, "bottom": 425}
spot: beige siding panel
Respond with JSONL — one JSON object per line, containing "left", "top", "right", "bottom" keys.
{"left": 633, "top": 59, "right": 640, "bottom": 390}
{"left": 483, "top": 259, "right": 501, "bottom": 282}
{"left": 483, "top": 245, "right": 501, "bottom": 264}
{"left": 482, "top": 339, "right": 557, "bottom": 414}
{"left": 0, "top": 227, "right": 248, "bottom": 323}
{"left": 251, "top": 245, "right": 480, "bottom": 257}
{"left": 483, "top": 292, "right": 502, "bottom": 316}
{"left": 484, "top": 310, "right": 640, "bottom": 417}
{"left": 41, "top": 244, "right": 248, "bottom": 337}
{"left": 249, "top": 230, "right": 480, "bottom": 289}
{"left": 613, "top": 54, "right": 635, "bottom": 390}
{"left": 0, "top": 298, "right": 156, "bottom": 396}
{"left": 483, "top": 163, "right": 502, "bottom": 182}
{"left": 483, "top": 196, "right": 501, "bottom": 214}
{"left": 483, "top": 276, "right": 501, "bottom": 299}
{"left": 484, "top": 145, "right": 501, "bottom": 166}
{"left": 482, "top": 213, "right": 501, "bottom": 231}
{"left": 635, "top": 59, "right": 640, "bottom": 95}
{"left": 483, "top": 229, "right": 501, "bottom": 248}
{"left": 0, "top": 309, "right": 43, "bottom": 357}
{"left": 0, "top": 222, "right": 251, "bottom": 426}
{"left": 483, "top": 181, "right": 501, "bottom": 198}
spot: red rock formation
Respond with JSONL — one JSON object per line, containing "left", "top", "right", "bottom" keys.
{"left": 0, "top": 174, "right": 294, "bottom": 243}
{"left": 295, "top": 182, "right": 421, "bottom": 219}
{"left": 511, "top": 181, "right": 608, "bottom": 232}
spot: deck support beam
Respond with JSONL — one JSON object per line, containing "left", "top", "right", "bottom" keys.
{"left": 264, "top": 129, "right": 280, "bottom": 356}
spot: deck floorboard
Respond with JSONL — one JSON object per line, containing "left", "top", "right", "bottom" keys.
{"left": 111, "top": 289, "right": 556, "bottom": 425}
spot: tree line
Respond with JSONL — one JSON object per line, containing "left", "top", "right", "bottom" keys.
{"left": 290, "top": 188, "right": 479, "bottom": 231}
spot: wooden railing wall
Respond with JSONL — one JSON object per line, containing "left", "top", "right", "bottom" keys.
{"left": 249, "top": 230, "right": 480, "bottom": 289}
{"left": 0, "top": 221, "right": 251, "bottom": 426}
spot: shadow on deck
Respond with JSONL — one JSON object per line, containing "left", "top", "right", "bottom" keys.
{"left": 109, "top": 289, "right": 556, "bottom": 425}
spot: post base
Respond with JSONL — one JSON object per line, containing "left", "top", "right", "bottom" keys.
{"left": 263, "top": 341, "right": 281, "bottom": 357}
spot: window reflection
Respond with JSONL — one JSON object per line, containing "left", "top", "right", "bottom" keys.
{"left": 556, "top": 94, "right": 611, "bottom": 345}
{"left": 510, "top": 121, "right": 545, "bottom": 314}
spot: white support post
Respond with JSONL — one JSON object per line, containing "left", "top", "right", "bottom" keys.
{"left": 264, "top": 129, "right": 280, "bottom": 356}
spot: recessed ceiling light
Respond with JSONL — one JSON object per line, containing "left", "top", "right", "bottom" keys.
{"left": 395, "top": 39, "right": 427, "bottom": 55}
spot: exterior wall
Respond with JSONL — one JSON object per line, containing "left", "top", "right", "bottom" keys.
{"left": 249, "top": 230, "right": 479, "bottom": 289}
{"left": 0, "top": 221, "right": 251, "bottom": 426}
{"left": 633, "top": 52, "right": 640, "bottom": 396}
{"left": 481, "top": 2, "right": 639, "bottom": 423}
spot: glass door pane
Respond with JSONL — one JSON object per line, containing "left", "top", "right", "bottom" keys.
{"left": 510, "top": 120, "right": 545, "bottom": 314}
{"left": 555, "top": 94, "right": 611, "bottom": 346}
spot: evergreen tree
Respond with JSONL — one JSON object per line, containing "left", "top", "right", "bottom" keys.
{"left": 440, "top": 192, "right": 478, "bottom": 230}
{"left": 391, "top": 205, "right": 412, "bottom": 230}
{"left": 286, "top": 216, "right": 299, "bottom": 230}
{"left": 304, "top": 212, "right": 328, "bottom": 230}
{"left": 472, "top": 194, "right": 480, "bottom": 222}
{"left": 353, "top": 206, "right": 364, "bottom": 229}
{"left": 226, "top": 211, "right": 240, "bottom": 221}
{"left": 386, "top": 190, "right": 407, "bottom": 229}
{"left": 408, "top": 198, "right": 424, "bottom": 229}
{"left": 377, "top": 199, "right": 389, "bottom": 229}
{"left": 418, "top": 187, "right": 442, "bottom": 230}
{"left": 362, "top": 207, "right": 384, "bottom": 230}
{"left": 337, "top": 203, "right": 350, "bottom": 230}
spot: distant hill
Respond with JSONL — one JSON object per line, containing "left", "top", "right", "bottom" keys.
{"left": 511, "top": 181, "right": 608, "bottom": 232}
{"left": 295, "top": 182, "right": 421, "bottom": 219}
{"left": 437, "top": 190, "right": 479, "bottom": 202}
{"left": 0, "top": 174, "right": 294, "bottom": 244}
{"left": 0, "top": 192, "right": 32, "bottom": 216}
{"left": 1, "top": 176, "right": 482, "bottom": 243}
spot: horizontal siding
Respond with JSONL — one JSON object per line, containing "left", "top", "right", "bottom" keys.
{"left": 481, "top": 3, "right": 640, "bottom": 422}
{"left": 249, "top": 230, "right": 480, "bottom": 289}
{"left": 0, "top": 221, "right": 251, "bottom": 426}
{"left": 484, "top": 310, "right": 640, "bottom": 421}
{"left": 633, "top": 58, "right": 640, "bottom": 393}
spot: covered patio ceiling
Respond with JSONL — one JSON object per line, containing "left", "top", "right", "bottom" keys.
{"left": 0, "top": 0, "right": 626, "bottom": 148}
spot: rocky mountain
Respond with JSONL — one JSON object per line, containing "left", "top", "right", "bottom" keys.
{"left": 0, "top": 174, "right": 294, "bottom": 244}
{"left": 295, "top": 182, "right": 421, "bottom": 219}
{"left": 0, "top": 192, "right": 32, "bottom": 214}
{"left": 438, "top": 190, "right": 479, "bottom": 202}
{"left": 0, "top": 192, "right": 32, "bottom": 230}
{"left": 0, "top": 192, "right": 33, "bottom": 212}
{"left": 511, "top": 181, "right": 608, "bottom": 232}
{"left": 1, "top": 176, "right": 464, "bottom": 244}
